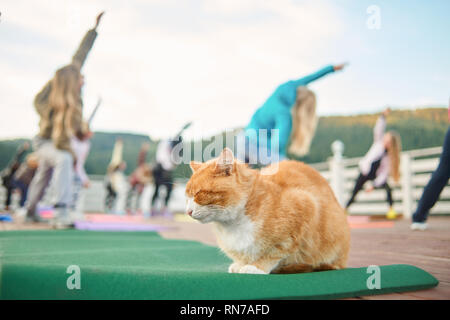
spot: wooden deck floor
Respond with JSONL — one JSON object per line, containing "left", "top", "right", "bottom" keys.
{"left": 2, "top": 215, "right": 449, "bottom": 299}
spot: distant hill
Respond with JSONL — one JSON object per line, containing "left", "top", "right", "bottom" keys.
{"left": 295, "top": 107, "right": 449, "bottom": 164}
{"left": 1, "top": 108, "right": 448, "bottom": 179}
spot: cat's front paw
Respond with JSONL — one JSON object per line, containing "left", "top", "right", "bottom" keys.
{"left": 239, "top": 265, "right": 267, "bottom": 274}
{"left": 228, "top": 262, "right": 243, "bottom": 273}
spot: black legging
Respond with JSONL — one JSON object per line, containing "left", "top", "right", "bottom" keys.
{"left": 151, "top": 164, "right": 173, "bottom": 207}
{"left": 1, "top": 174, "right": 14, "bottom": 209}
{"left": 412, "top": 127, "right": 450, "bottom": 222}
{"left": 346, "top": 173, "right": 393, "bottom": 209}
{"left": 105, "top": 183, "right": 116, "bottom": 211}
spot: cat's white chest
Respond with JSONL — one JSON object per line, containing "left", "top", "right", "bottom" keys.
{"left": 214, "top": 215, "right": 259, "bottom": 258}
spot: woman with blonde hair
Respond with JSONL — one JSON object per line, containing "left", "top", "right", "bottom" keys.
{"left": 238, "top": 63, "right": 347, "bottom": 165}
{"left": 25, "top": 12, "right": 104, "bottom": 227}
{"left": 345, "top": 108, "right": 402, "bottom": 218}
{"left": 289, "top": 87, "right": 318, "bottom": 157}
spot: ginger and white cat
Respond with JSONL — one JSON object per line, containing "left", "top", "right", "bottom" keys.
{"left": 185, "top": 148, "right": 350, "bottom": 274}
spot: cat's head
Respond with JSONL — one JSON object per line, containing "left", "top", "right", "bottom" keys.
{"left": 185, "top": 148, "right": 254, "bottom": 223}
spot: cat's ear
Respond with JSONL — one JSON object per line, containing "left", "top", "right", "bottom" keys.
{"left": 190, "top": 161, "right": 202, "bottom": 172}
{"left": 215, "top": 148, "right": 234, "bottom": 175}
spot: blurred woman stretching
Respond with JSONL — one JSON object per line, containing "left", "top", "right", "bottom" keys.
{"left": 345, "top": 108, "right": 402, "bottom": 219}
{"left": 25, "top": 12, "right": 104, "bottom": 227}
{"left": 238, "top": 63, "right": 347, "bottom": 165}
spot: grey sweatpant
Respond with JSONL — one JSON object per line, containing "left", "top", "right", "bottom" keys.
{"left": 26, "top": 137, "right": 74, "bottom": 218}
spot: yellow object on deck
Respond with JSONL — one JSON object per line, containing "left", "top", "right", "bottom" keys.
{"left": 386, "top": 208, "right": 398, "bottom": 220}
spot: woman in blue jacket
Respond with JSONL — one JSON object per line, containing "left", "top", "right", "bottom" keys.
{"left": 239, "top": 63, "right": 347, "bottom": 165}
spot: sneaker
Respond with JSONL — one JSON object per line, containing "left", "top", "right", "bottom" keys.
{"left": 150, "top": 208, "right": 160, "bottom": 217}
{"left": 13, "top": 207, "right": 27, "bottom": 223}
{"left": 52, "top": 205, "right": 74, "bottom": 229}
{"left": 410, "top": 222, "right": 427, "bottom": 231}
{"left": 24, "top": 215, "right": 48, "bottom": 224}
{"left": 53, "top": 221, "right": 75, "bottom": 229}
{"left": 386, "top": 208, "right": 398, "bottom": 220}
{"left": 14, "top": 207, "right": 27, "bottom": 218}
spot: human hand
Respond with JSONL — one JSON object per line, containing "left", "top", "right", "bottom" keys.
{"left": 333, "top": 62, "right": 348, "bottom": 72}
{"left": 94, "top": 11, "right": 105, "bottom": 29}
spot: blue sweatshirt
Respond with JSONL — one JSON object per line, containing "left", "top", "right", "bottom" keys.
{"left": 245, "top": 65, "right": 335, "bottom": 159}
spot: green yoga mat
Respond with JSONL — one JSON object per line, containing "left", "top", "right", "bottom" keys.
{"left": 0, "top": 230, "right": 438, "bottom": 300}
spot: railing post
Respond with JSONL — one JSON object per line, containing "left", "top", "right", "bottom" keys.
{"left": 329, "top": 140, "right": 345, "bottom": 207}
{"left": 401, "top": 153, "right": 413, "bottom": 219}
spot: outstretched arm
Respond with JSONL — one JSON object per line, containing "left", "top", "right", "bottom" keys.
{"left": 291, "top": 63, "right": 347, "bottom": 87}
{"left": 71, "top": 11, "right": 104, "bottom": 69}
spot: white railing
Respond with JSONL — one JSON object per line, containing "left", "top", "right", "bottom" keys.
{"left": 1, "top": 144, "right": 449, "bottom": 218}
{"left": 312, "top": 143, "right": 449, "bottom": 218}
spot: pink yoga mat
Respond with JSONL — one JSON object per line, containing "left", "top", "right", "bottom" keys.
{"left": 347, "top": 215, "right": 394, "bottom": 229}
{"left": 84, "top": 213, "right": 145, "bottom": 223}
{"left": 74, "top": 221, "right": 174, "bottom": 232}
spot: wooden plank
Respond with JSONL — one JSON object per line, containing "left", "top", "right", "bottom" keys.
{"left": 404, "top": 282, "right": 450, "bottom": 300}
{"left": 361, "top": 292, "right": 423, "bottom": 300}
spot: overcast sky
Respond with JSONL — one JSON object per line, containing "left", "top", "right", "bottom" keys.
{"left": 1, "top": 0, "right": 449, "bottom": 141}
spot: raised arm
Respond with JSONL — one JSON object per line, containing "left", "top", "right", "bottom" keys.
{"left": 109, "top": 139, "right": 124, "bottom": 168}
{"left": 374, "top": 108, "right": 390, "bottom": 142}
{"left": 71, "top": 12, "right": 104, "bottom": 69}
{"left": 34, "top": 13, "right": 104, "bottom": 113}
{"left": 137, "top": 143, "right": 150, "bottom": 166}
{"left": 373, "top": 116, "right": 386, "bottom": 142}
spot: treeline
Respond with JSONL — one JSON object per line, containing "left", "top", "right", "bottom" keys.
{"left": 293, "top": 108, "right": 449, "bottom": 163}
{"left": 1, "top": 108, "right": 448, "bottom": 179}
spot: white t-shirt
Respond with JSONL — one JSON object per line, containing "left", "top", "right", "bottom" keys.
{"left": 359, "top": 116, "right": 390, "bottom": 187}
{"left": 156, "top": 140, "right": 176, "bottom": 171}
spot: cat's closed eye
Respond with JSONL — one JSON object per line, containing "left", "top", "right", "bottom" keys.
{"left": 194, "top": 190, "right": 225, "bottom": 206}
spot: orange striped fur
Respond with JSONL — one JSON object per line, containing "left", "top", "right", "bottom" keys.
{"left": 185, "top": 148, "right": 350, "bottom": 274}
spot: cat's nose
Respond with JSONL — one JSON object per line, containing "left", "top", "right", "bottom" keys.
{"left": 187, "top": 209, "right": 193, "bottom": 216}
